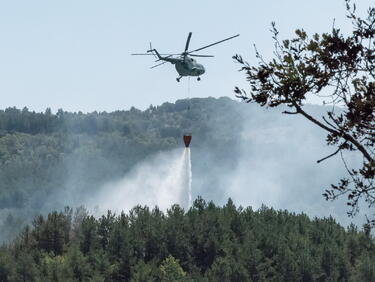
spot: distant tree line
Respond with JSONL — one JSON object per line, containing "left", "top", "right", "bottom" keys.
{"left": 0, "top": 199, "right": 374, "bottom": 281}
{"left": 0, "top": 99, "right": 221, "bottom": 136}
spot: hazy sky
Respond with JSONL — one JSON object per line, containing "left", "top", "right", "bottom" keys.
{"left": 0, "top": 0, "right": 373, "bottom": 112}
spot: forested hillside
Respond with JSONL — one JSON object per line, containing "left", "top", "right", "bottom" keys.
{"left": 0, "top": 199, "right": 374, "bottom": 281}
{"left": 0, "top": 97, "right": 375, "bottom": 281}
{"left": 0, "top": 97, "right": 245, "bottom": 241}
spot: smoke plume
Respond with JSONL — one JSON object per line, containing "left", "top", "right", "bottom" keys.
{"left": 88, "top": 148, "right": 192, "bottom": 214}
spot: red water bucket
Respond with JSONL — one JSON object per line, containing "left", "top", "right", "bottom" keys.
{"left": 183, "top": 134, "right": 192, "bottom": 147}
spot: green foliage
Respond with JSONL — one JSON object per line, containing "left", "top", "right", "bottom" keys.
{"left": 159, "top": 255, "right": 186, "bottom": 281}
{"left": 0, "top": 200, "right": 374, "bottom": 281}
{"left": 131, "top": 260, "right": 158, "bottom": 282}
{"left": 206, "top": 256, "right": 249, "bottom": 282}
{"left": 352, "top": 255, "right": 375, "bottom": 282}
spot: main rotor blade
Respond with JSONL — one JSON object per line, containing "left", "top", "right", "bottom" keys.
{"left": 131, "top": 53, "right": 179, "bottom": 56}
{"left": 189, "top": 54, "right": 214, "bottom": 57}
{"left": 187, "top": 34, "right": 240, "bottom": 54}
{"left": 184, "top": 32, "right": 192, "bottom": 53}
{"left": 150, "top": 61, "right": 167, "bottom": 69}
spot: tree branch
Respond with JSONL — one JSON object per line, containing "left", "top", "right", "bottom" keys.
{"left": 293, "top": 102, "right": 373, "bottom": 163}
{"left": 317, "top": 147, "right": 342, "bottom": 163}
{"left": 282, "top": 110, "right": 298, "bottom": 115}
{"left": 292, "top": 102, "right": 339, "bottom": 135}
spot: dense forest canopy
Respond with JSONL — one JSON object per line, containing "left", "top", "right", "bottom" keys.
{"left": 0, "top": 199, "right": 374, "bottom": 281}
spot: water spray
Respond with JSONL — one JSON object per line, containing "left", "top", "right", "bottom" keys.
{"left": 185, "top": 147, "right": 192, "bottom": 208}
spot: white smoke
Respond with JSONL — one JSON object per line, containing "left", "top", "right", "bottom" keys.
{"left": 194, "top": 104, "right": 369, "bottom": 228}
{"left": 88, "top": 148, "right": 192, "bottom": 214}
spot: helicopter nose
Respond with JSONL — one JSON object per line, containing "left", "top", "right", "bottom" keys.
{"left": 199, "top": 65, "right": 205, "bottom": 75}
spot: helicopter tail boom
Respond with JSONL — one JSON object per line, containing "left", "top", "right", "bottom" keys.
{"left": 150, "top": 49, "right": 179, "bottom": 64}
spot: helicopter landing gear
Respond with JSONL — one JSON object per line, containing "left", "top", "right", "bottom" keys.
{"left": 197, "top": 77, "right": 201, "bottom": 81}
{"left": 176, "top": 76, "right": 182, "bottom": 82}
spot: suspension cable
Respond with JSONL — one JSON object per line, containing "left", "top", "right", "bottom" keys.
{"left": 187, "top": 76, "right": 191, "bottom": 111}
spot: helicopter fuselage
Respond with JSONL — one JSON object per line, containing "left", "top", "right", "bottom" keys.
{"left": 151, "top": 51, "right": 205, "bottom": 81}
{"left": 175, "top": 56, "right": 205, "bottom": 77}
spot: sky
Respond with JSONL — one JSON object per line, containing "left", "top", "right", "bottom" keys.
{"left": 0, "top": 0, "right": 373, "bottom": 113}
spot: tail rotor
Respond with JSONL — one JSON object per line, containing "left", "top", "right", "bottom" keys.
{"left": 147, "top": 42, "right": 157, "bottom": 59}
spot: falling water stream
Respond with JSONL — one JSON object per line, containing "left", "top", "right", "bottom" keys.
{"left": 185, "top": 147, "right": 192, "bottom": 208}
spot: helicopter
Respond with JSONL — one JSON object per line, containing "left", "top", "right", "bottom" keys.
{"left": 132, "top": 32, "right": 239, "bottom": 82}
